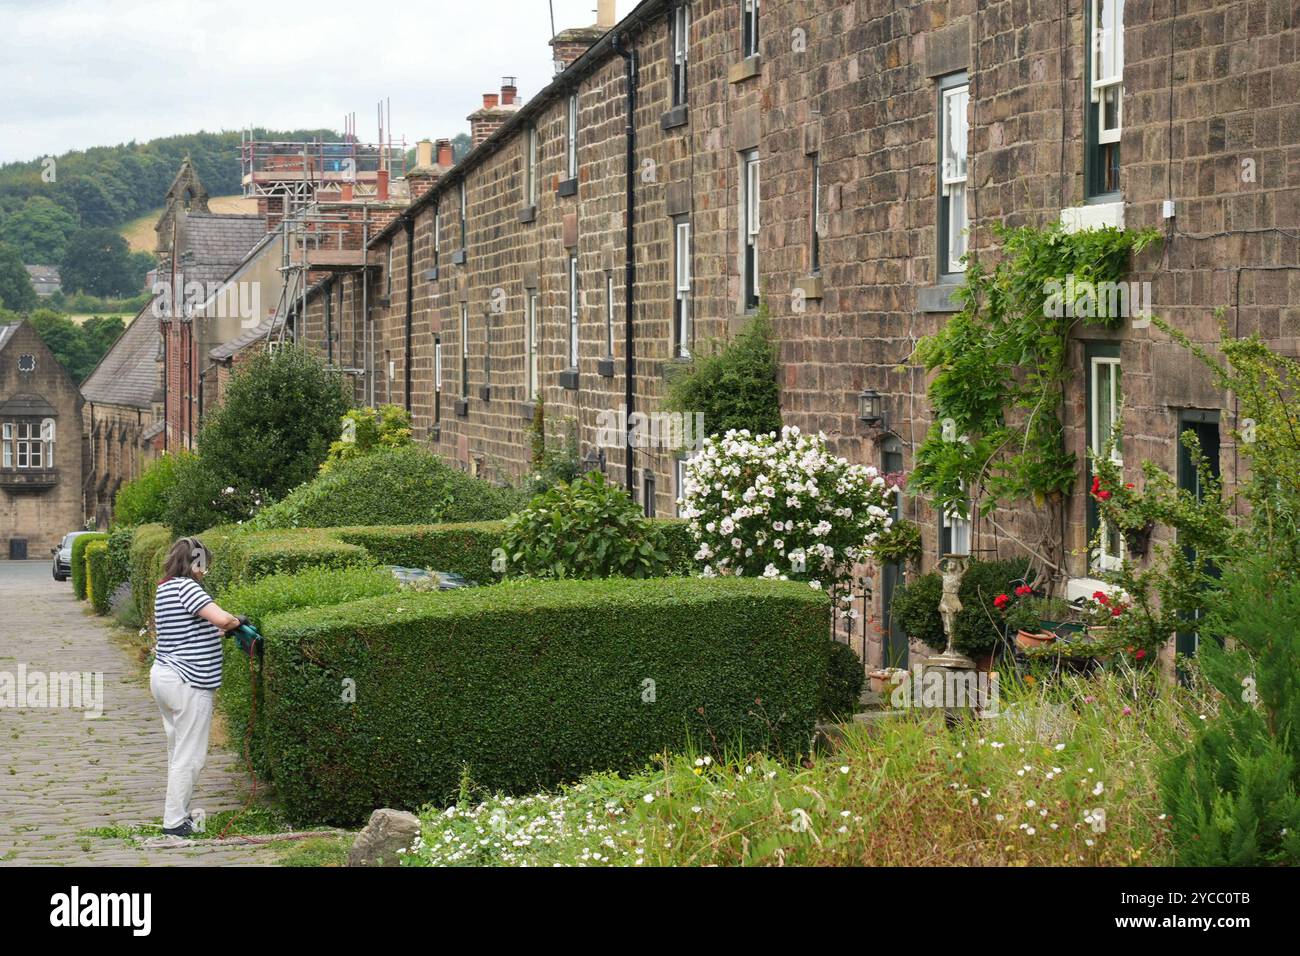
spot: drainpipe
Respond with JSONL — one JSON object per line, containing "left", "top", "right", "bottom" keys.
{"left": 613, "top": 31, "right": 638, "bottom": 494}
{"left": 403, "top": 216, "right": 415, "bottom": 413}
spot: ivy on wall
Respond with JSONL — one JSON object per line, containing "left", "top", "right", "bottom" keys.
{"left": 910, "top": 223, "right": 1160, "bottom": 569}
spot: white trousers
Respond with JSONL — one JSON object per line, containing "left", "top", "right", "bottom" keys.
{"left": 149, "top": 663, "right": 214, "bottom": 830}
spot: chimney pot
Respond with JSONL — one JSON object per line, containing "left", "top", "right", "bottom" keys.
{"left": 501, "top": 76, "right": 518, "bottom": 105}
{"left": 597, "top": 0, "right": 615, "bottom": 28}
{"left": 415, "top": 139, "right": 434, "bottom": 168}
{"left": 436, "top": 138, "right": 454, "bottom": 167}
{"left": 483, "top": 92, "right": 499, "bottom": 109}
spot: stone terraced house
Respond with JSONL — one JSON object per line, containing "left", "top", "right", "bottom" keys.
{"left": 266, "top": 0, "right": 1298, "bottom": 669}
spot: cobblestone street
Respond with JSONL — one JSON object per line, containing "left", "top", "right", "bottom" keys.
{"left": 0, "top": 560, "right": 275, "bottom": 866}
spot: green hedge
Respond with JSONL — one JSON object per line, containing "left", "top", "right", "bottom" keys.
{"left": 84, "top": 541, "right": 111, "bottom": 614}
{"left": 71, "top": 532, "right": 108, "bottom": 600}
{"left": 249, "top": 445, "right": 528, "bottom": 530}
{"left": 129, "top": 524, "right": 173, "bottom": 627}
{"left": 202, "top": 519, "right": 701, "bottom": 596}
{"left": 218, "top": 565, "right": 403, "bottom": 763}
{"left": 256, "top": 577, "right": 829, "bottom": 825}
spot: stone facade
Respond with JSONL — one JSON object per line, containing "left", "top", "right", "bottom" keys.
{"left": 0, "top": 321, "right": 86, "bottom": 556}
{"left": 277, "top": 0, "right": 1298, "bottom": 666}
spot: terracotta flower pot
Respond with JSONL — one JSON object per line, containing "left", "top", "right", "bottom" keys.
{"left": 1016, "top": 629, "right": 1057, "bottom": 651}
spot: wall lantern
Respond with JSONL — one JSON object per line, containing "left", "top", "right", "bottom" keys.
{"left": 858, "top": 389, "right": 886, "bottom": 428}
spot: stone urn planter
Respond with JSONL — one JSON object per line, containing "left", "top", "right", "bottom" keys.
{"left": 868, "top": 668, "right": 906, "bottom": 696}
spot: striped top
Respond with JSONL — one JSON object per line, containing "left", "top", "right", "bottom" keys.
{"left": 154, "top": 577, "right": 223, "bottom": 689}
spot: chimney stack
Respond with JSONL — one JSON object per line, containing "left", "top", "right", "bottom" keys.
{"left": 550, "top": 1, "right": 614, "bottom": 75}
{"left": 468, "top": 78, "right": 523, "bottom": 147}
{"left": 405, "top": 138, "right": 446, "bottom": 202}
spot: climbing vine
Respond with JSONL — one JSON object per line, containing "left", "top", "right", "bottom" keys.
{"left": 911, "top": 222, "right": 1160, "bottom": 570}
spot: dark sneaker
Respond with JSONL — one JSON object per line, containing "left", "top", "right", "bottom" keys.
{"left": 161, "top": 819, "right": 195, "bottom": 838}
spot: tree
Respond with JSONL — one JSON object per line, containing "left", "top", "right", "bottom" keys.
{"left": 60, "top": 228, "right": 134, "bottom": 297}
{"left": 0, "top": 242, "right": 37, "bottom": 311}
{"left": 0, "top": 195, "right": 78, "bottom": 264}
{"left": 196, "top": 345, "right": 351, "bottom": 502}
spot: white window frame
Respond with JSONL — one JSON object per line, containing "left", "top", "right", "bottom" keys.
{"left": 811, "top": 152, "right": 822, "bottom": 274}
{"left": 4, "top": 420, "right": 51, "bottom": 470}
{"left": 742, "top": 0, "right": 760, "bottom": 59}
{"left": 604, "top": 273, "right": 615, "bottom": 357}
{"left": 1091, "top": 0, "right": 1124, "bottom": 145}
{"left": 434, "top": 335, "right": 443, "bottom": 422}
{"left": 526, "top": 291, "right": 539, "bottom": 401}
{"left": 566, "top": 94, "right": 579, "bottom": 179}
{"left": 460, "top": 305, "right": 470, "bottom": 399}
{"left": 942, "top": 491, "right": 972, "bottom": 557}
{"left": 742, "top": 150, "right": 760, "bottom": 309}
{"left": 567, "top": 255, "right": 579, "bottom": 369}
{"left": 525, "top": 125, "right": 539, "bottom": 205}
{"left": 940, "top": 81, "right": 969, "bottom": 275}
{"left": 459, "top": 182, "right": 467, "bottom": 247}
{"left": 1090, "top": 354, "right": 1124, "bottom": 572}
{"left": 672, "top": 4, "right": 690, "bottom": 107}
{"left": 674, "top": 217, "right": 692, "bottom": 358}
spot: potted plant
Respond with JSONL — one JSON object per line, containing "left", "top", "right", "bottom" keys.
{"left": 1000, "top": 592, "right": 1077, "bottom": 651}
{"left": 868, "top": 667, "right": 907, "bottom": 696}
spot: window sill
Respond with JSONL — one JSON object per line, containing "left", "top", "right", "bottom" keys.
{"left": 454, "top": 398, "right": 469, "bottom": 417}
{"left": 0, "top": 469, "right": 58, "bottom": 490}
{"left": 663, "top": 356, "right": 692, "bottom": 384}
{"left": 660, "top": 105, "right": 689, "bottom": 130}
{"left": 918, "top": 282, "right": 963, "bottom": 314}
{"left": 597, "top": 356, "right": 616, "bottom": 378}
{"left": 451, "top": 249, "right": 468, "bottom": 266}
{"left": 478, "top": 385, "right": 491, "bottom": 402}
{"left": 430, "top": 424, "right": 441, "bottom": 442}
{"left": 521, "top": 401, "right": 537, "bottom": 422}
{"left": 424, "top": 267, "right": 439, "bottom": 282}
{"left": 728, "top": 55, "right": 762, "bottom": 84}
{"left": 557, "top": 178, "right": 578, "bottom": 198}
{"left": 1061, "top": 200, "right": 1124, "bottom": 233}
{"left": 1065, "top": 577, "right": 1123, "bottom": 603}
{"left": 517, "top": 204, "right": 537, "bottom": 224}
{"left": 559, "top": 368, "right": 579, "bottom": 390}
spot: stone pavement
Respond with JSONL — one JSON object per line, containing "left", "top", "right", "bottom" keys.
{"left": 0, "top": 560, "right": 276, "bottom": 865}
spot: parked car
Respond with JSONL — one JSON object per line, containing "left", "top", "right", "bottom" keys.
{"left": 52, "top": 531, "right": 92, "bottom": 581}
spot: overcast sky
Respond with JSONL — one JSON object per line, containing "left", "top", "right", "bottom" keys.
{"left": 0, "top": 0, "right": 620, "bottom": 164}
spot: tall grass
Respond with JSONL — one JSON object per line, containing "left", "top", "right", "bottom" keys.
{"left": 402, "top": 668, "right": 1212, "bottom": 867}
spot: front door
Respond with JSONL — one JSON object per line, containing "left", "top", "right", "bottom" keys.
{"left": 1175, "top": 412, "right": 1221, "bottom": 660}
{"left": 881, "top": 438, "right": 908, "bottom": 668}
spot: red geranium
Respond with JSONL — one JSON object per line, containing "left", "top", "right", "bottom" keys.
{"left": 1015, "top": 584, "right": 1033, "bottom": 596}
{"left": 994, "top": 593, "right": 1011, "bottom": 610}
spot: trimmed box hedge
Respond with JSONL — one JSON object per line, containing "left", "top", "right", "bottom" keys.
{"left": 200, "top": 518, "right": 701, "bottom": 596}
{"left": 70, "top": 532, "right": 108, "bottom": 600}
{"left": 255, "top": 577, "right": 829, "bottom": 825}
{"left": 129, "top": 524, "right": 173, "bottom": 627}
{"left": 84, "top": 541, "right": 111, "bottom": 613}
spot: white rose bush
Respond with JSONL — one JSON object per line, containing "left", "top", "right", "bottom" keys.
{"left": 678, "top": 426, "right": 896, "bottom": 619}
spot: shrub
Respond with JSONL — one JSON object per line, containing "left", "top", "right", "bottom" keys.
{"left": 218, "top": 565, "right": 403, "bottom": 754}
{"left": 664, "top": 308, "right": 782, "bottom": 439}
{"left": 163, "top": 453, "right": 264, "bottom": 537}
{"left": 113, "top": 453, "right": 188, "bottom": 527}
{"left": 196, "top": 344, "right": 351, "bottom": 502}
{"left": 202, "top": 528, "right": 371, "bottom": 596}
{"left": 1160, "top": 561, "right": 1300, "bottom": 865}
{"left": 332, "top": 522, "right": 506, "bottom": 584}
{"left": 322, "top": 405, "right": 413, "bottom": 472}
{"left": 821, "top": 641, "right": 865, "bottom": 719}
{"left": 256, "top": 577, "right": 830, "bottom": 825}
{"left": 70, "top": 532, "right": 108, "bottom": 600}
{"left": 128, "top": 524, "right": 173, "bottom": 627}
{"left": 86, "top": 530, "right": 133, "bottom": 616}
{"left": 681, "top": 426, "right": 895, "bottom": 619}
{"left": 250, "top": 446, "right": 525, "bottom": 531}
{"left": 84, "top": 541, "right": 111, "bottom": 613}
{"left": 502, "top": 472, "right": 670, "bottom": 579}
{"left": 889, "top": 557, "right": 1032, "bottom": 657}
